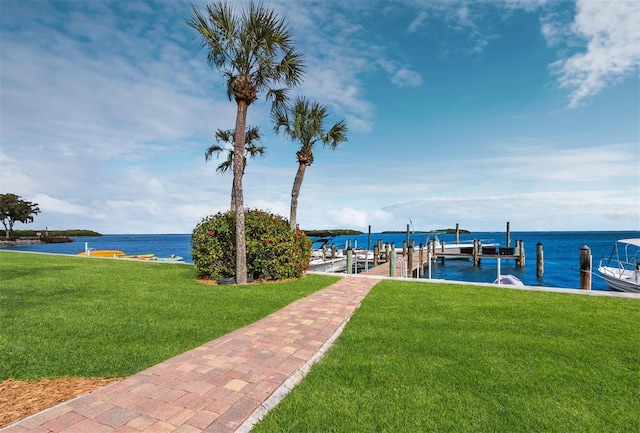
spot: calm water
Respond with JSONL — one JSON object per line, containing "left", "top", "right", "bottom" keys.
{"left": 2, "top": 231, "right": 638, "bottom": 291}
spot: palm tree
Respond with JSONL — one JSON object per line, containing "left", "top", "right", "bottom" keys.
{"left": 205, "top": 127, "right": 265, "bottom": 210}
{"left": 272, "top": 96, "right": 348, "bottom": 230}
{"left": 187, "top": 1, "right": 304, "bottom": 283}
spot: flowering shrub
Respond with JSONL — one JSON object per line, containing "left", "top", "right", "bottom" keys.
{"left": 191, "top": 209, "right": 312, "bottom": 281}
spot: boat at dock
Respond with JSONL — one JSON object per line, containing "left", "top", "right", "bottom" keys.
{"left": 309, "top": 248, "right": 347, "bottom": 272}
{"left": 494, "top": 274, "right": 524, "bottom": 286}
{"left": 597, "top": 238, "right": 640, "bottom": 293}
{"left": 425, "top": 233, "right": 500, "bottom": 258}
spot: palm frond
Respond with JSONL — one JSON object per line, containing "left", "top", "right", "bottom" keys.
{"left": 187, "top": 1, "right": 305, "bottom": 105}
{"left": 273, "top": 95, "right": 348, "bottom": 158}
{"left": 205, "top": 144, "right": 226, "bottom": 162}
{"left": 324, "top": 120, "right": 348, "bottom": 149}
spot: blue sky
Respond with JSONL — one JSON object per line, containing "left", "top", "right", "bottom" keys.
{"left": 1, "top": 0, "right": 638, "bottom": 234}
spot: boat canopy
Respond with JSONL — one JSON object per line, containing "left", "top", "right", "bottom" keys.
{"left": 618, "top": 238, "right": 640, "bottom": 247}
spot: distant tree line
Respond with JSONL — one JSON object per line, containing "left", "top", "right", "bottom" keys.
{"left": 303, "top": 229, "right": 363, "bottom": 237}
{"left": 1, "top": 229, "right": 102, "bottom": 239}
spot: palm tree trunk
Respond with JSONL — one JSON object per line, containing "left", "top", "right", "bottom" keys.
{"left": 290, "top": 162, "right": 307, "bottom": 230}
{"left": 230, "top": 183, "right": 236, "bottom": 211}
{"left": 233, "top": 101, "right": 248, "bottom": 284}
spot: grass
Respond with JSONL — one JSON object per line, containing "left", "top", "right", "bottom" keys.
{"left": 0, "top": 251, "right": 339, "bottom": 380}
{"left": 253, "top": 280, "right": 640, "bottom": 433}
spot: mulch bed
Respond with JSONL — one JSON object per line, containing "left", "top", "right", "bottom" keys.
{"left": 0, "top": 378, "right": 122, "bottom": 428}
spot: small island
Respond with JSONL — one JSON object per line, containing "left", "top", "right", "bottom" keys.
{"left": 382, "top": 228, "right": 471, "bottom": 234}
{"left": 0, "top": 229, "right": 102, "bottom": 245}
{"left": 303, "top": 229, "right": 363, "bottom": 237}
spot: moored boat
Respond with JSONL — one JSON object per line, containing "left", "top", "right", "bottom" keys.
{"left": 493, "top": 274, "right": 524, "bottom": 286}
{"left": 151, "top": 254, "right": 184, "bottom": 262}
{"left": 309, "top": 256, "right": 348, "bottom": 273}
{"left": 123, "top": 253, "right": 156, "bottom": 260}
{"left": 597, "top": 238, "right": 640, "bottom": 293}
{"left": 425, "top": 233, "right": 499, "bottom": 259}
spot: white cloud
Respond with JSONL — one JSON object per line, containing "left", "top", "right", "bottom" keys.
{"left": 326, "top": 208, "right": 394, "bottom": 229}
{"left": 30, "top": 193, "right": 90, "bottom": 216}
{"left": 250, "top": 199, "right": 290, "bottom": 217}
{"left": 391, "top": 68, "right": 423, "bottom": 87}
{"left": 504, "top": 0, "right": 550, "bottom": 12}
{"left": 550, "top": 0, "right": 640, "bottom": 107}
{"left": 384, "top": 190, "right": 639, "bottom": 232}
{"left": 482, "top": 142, "right": 639, "bottom": 183}
{"left": 408, "top": 11, "right": 428, "bottom": 32}
{"left": 299, "top": 66, "right": 374, "bottom": 131}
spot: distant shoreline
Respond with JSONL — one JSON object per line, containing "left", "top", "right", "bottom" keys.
{"left": 0, "top": 239, "right": 44, "bottom": 246}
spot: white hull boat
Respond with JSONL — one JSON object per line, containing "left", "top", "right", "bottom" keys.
{"left": 309, "top": 247, "right": 375, "bottom": 273}
{"left": 309, "top": 256, "right": 348, "bottom": 273}
{"left": 425, "top": 234, "right": 499, "bottom": 259}
{"left": 597, "top": 238, "right": 640, "bottom": 293}
{"left": 309, "top": 248, "right": 347, "bottom": 272}
{"left": 494, "top": 274, "right": 524, "bottom": 286}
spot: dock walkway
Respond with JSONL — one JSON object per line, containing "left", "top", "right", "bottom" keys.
{"left": 2, "top": 276, "right": 381, "bottom": 433}
{"left": 362, "top": 251, "right": 425, "bottom": 278}
{"left": 362, "top": 250, "right": 525, "bottom": 278}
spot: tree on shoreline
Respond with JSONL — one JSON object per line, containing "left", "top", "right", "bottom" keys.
{"left": 272, "top": 96, "right": 348, "bottom": 229}
{"left": 205, "top": 127, "right": 265, "bottom": 211}
{"left": 0, "top": 194, "right": 41, "bottom": 240}
{"left": 187, "top": 1, "right": 305, "bottom": 283}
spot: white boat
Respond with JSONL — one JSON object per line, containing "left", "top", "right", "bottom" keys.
{"left": 597, "top": 238, "right": 640, "bottom": 293}
{"left": 494, "top": 274, "right": 524, "bottom": 286}
{"left": 309, "top": 248, "right": 375, "bottom": 273}
{"left": 425, "top": 234, "right": 500, "bottom": 258}
{"left": 309, "top": 256, "right": 348, "bottom": 273}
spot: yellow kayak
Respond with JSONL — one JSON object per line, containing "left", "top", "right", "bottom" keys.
{"left": 78, "top": 250, "right": 126, "bottom": 258}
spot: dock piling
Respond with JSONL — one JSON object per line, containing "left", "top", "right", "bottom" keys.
{"left": 580, "top": 245, "right": 592, "bottom": 290}
{"left": 473, "top": 239, "right": 480, "bottom": 266}
{"left": 408, "top": 243, "right": 414, "bottom": 277}
{"left": 516, "top": 240, "right": 525, "bottom": 267}
{"left": 389, "top": 243, "right": 397, "bottom": 278}
{"left": 536, "top": 242, "right": 544, "bottom": 278}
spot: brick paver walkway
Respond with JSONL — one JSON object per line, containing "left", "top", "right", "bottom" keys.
{"left": 2, "top": 276, "right": 381, "bottom": 433}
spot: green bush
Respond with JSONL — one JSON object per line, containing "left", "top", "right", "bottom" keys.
{"left": 191, "top": 209, "right": 312, "bottom": 281}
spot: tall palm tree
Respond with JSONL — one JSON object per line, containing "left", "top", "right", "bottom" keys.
{"left": 205, "top": 127, "right": 265, "bottom": 210}
{"left": 187, "top": 1, "right": 304, "bottom": 283}
{"left": 272, "top": 96, "right": 348, "bottom": 230}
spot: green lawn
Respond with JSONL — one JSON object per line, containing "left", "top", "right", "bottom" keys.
{"left": 253, "top": 280, "right": 640, "bottom": 433}
{"left": 0, "top": 251, "right": 339, "bottom": 380}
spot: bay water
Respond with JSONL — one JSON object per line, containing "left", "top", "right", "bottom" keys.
{"left": 2, "top": 230, "right": 638, "bottom": 291}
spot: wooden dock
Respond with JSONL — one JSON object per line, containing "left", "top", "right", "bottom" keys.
{"left": 361, "top": 251, "right": 425, "bottom": 278}
{"left": 342, "top": 222, "right": 537, "bottom": 279}
{"left": 359, "top": 247, "right": 526, "bottom": 278}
